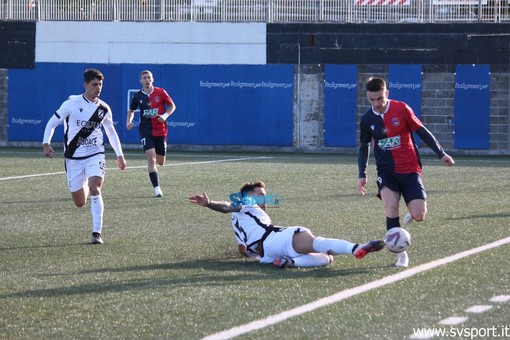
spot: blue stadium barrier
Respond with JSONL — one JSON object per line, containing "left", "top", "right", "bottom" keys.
{"left": 9, "top": 63, "right": 294, "bottom": 146}
{"left": 454, "top": 64, "right": 490, "bottom": 149}
{"left": 323, "top": 65, "right": 358, "bottom": 147}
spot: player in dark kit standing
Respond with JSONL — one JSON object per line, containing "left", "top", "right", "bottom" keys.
{"left": 357, "top": 77, "right": 455, "bottom": 268}
{"left": 127, "top": 70, "right": 176, "bottom": 198}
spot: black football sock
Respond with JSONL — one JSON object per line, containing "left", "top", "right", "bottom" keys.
{"left": 149, "top": 171, "right": 159, "bottom": 188}
{"left": 386, "top": 217, "right": 401, "bottom": 231}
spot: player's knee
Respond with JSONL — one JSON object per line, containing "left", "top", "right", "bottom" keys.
{"left": 74, "top": 200, "right": 86, "bottom": 208}
{"left": 412, "top": 211, "right": 426, "bottom": 222}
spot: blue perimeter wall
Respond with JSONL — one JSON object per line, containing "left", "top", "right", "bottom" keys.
{"left": 8, "top": 62, "right": 492, "bottom": 149}
{"left": 9, "top": 63, "right": 294, "bottom": 146}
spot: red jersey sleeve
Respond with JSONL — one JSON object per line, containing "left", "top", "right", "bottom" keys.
{"left": 404, "top": 103, "right": 423, "bottom": 132}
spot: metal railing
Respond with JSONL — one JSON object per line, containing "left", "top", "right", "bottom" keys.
{"left": 1, "top": 0, "right": 508, "bottom": 22}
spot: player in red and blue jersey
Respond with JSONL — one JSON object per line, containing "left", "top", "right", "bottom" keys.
{"left": 127, "top": 70, "right": 176, "bottom": 198}
{"left": 357, "top": 77, "right": 455, "bottom": 267}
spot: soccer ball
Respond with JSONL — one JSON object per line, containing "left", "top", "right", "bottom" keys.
{"left": 384, "top": 227, "right": 411, "bottom": 253}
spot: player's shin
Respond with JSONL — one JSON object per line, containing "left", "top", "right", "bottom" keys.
{"left": 386, "top": 216, "right": 401, "bottom": 230}
{"left": 292, "top": 253, "right": 333, "bottom": 267}
{"left": 90, "top": 195, "right": 104, "bottom": 233}
{"left": 149, "top": 171, "right": 159, "bottom": 188}
{"left": 312, "top": 237, "right": 356, "bottom": 255}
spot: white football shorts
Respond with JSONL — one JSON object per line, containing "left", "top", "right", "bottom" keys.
{"left": 259, "top": 226, "right": 311, "bottom": 264}
{"left": 65, "top": 153, "right": 106, "bottom": 192}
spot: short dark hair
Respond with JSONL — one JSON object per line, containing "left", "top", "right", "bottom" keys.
{"left": 365, "top": 77, "right": 386, "bottom": 92}
{"left": 83, "top": 68, "right": 104, "bottom": 83}
{"left": 140, "top": 70, "right": 153, "bottom": 78}
{"left": 239, "top": 181, "right": 266, "bottom": 197}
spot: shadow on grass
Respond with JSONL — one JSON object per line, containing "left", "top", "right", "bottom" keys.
{"left": 73, "top": 258, "right": 384, "bottom": 277}
{"left": 0, "top": 259, "right": 387, "bottom": 299}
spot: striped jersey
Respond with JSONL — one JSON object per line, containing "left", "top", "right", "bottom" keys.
{"left": 359, "top": 99, "right": 423, "bottom": 175}
{"left": 52, "top": 95, "right": 114, "bottom": 159}
{"left": 129, "top": 87, "right": 174, "bottom": 137}
{"left": 231, "top": 204, "right": 278, "bottom": 252}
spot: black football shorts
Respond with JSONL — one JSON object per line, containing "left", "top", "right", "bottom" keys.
{"left": 376, "top": 171, "right": 427, "bottom": 204}
{"left": 141, "top": 135, "right": 167, "bottom": 156}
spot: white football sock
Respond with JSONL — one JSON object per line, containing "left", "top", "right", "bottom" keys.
{"left": 292, "top": 253, "right": 332, "bottom": 267}
{"left": 313, "top": 237, "right": 356, "bottom": 255}
{"left": 90, "top": 194, "right": 104, "bottom": 234}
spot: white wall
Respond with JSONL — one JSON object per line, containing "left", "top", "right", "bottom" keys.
{"left": 36, "top": 21, "right": 266, "bottom": 65}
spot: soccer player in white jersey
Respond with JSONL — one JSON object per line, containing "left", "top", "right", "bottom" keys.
{"left": 42, "top": 68, "right": 127, "bottom": 244}
{"left": 189, "top": 181, "right": 385, "bottom": 268}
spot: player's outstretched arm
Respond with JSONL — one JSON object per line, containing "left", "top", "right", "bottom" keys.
{"left": 415, "top": 127, "right": 455, "bottom": 167}
{"left": 188, "top": 192, "right": 211, "bottom": 207}
{"left": 188, "top": 192, "right": 241, "bottom": 213}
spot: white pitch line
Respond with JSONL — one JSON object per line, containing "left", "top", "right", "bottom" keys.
{"left": 0, "top": 156, "right": 273, "bottom": 181}
{"left": 465, "top": 305, "right": 493, "bottom": 313}
{"left": 438, "top": 316, "right": 468, "bottom": 325}
{"left": 127, "top": 156, "right": 273, "bottom": 171}
{"left": 490, "top": 295, "right": 510, "bottom": 303}
{"left": 203, "top": 236, "right": 510, "bottom": 340}
{"left": 0, "top": 171, "right": 67, "bottom": 181}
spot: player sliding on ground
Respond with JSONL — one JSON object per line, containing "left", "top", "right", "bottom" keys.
{"left": 188, "top": 181, "right": 385, "bottom": 268}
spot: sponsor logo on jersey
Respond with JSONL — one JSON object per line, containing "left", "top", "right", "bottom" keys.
{"left": 77, "top": 136, "right": 98, "bottom": 147}
{"left": 76, "top": 120, "right": 102, "bottom": 130}
{"left": 378, "top": 135, "right": 401, "bottom": 149}
{"left": 142, "top": 108, "right": 159, "bottom": 118}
